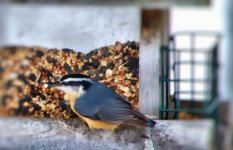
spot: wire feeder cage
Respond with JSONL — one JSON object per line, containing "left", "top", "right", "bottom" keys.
{"left": 160, "top": 32, "right": 221, "bottom": 120}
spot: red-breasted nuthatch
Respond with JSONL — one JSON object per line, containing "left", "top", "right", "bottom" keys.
{"left": 44, "top": 74, "right": 155, "bottom": 130}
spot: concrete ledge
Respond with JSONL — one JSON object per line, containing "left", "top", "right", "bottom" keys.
{"left": 0, "top": 117, "right": 213, "bottom": 150}
{"left": 152, "top": 120, "right": 214, "bottom": 150}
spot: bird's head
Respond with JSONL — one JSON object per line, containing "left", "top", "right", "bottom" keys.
{"left": 44, "top": 74, "right": 93, "bottom": 96}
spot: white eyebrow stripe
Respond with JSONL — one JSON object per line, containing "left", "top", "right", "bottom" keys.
{"left": 63, "top": 78, "right": 93, "bottom": 83}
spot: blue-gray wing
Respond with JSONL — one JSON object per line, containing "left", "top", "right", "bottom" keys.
{"left": 74, "top": 82, "right": 155, "bottom": 127}
{"left": 74, "top": 82, "right": 116, "bottom": 120}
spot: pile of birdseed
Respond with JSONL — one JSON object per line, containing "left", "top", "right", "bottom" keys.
{"left": 0, "top": 41, "right": 139, "bottom": 118}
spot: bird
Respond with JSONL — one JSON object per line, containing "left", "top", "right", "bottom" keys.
{"left": 44, "top": 74, "right": 155, "bottom": 130}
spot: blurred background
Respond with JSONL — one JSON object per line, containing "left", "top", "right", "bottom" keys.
{"left": 0, "top": 0, "right": 233, "bottom": 149}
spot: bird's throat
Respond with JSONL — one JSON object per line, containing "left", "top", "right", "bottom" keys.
{"left": 66, "top": 92, "right": 80, "bottom": 108}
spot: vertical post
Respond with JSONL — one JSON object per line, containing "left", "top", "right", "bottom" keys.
{"left": 221, "top": 0, "right": 233, "bottom": 100}
{"left": 220, "top": 0, "right": 233, "bottom": 149}
{"left": 139, "top": 9, "right": 169, "bottom": 117}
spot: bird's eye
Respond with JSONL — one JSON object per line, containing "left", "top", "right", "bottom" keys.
{"left": 67, "top": 82, "right": 73, "bottom": 86}
{"left": 62, "top": 82, "right": 68, "bottom": 86}
{"left": 61, "top": 81, "right": 77, "bottom": 86}
{"left": 69, "top": 82, "right": 76, "bottom": 86}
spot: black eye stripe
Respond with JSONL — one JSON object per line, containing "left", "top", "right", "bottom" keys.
{"left": 70, "top": 82, "right": 76, "bottom": 86}
{"left": 61, "top": 82, "right": 68, "bottom": 86}
{"left": 62, "top": 81, "right": 78, "bottom": 86}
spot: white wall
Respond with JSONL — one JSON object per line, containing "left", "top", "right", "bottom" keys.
{"left": 171, "top": 0, "right": 223, "bottom": 33}
{"left": 0, "top": 5, "right": 140, "bottom": 53}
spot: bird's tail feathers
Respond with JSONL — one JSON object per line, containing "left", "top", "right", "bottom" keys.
{"left": 124, "top": 111, "right": 156, "bottom": 128}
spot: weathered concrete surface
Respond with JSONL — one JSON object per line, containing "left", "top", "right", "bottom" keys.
{"left": 151, "top": 120, "right": 214, "bottom": 150}
{"left": 0, "top": 117, "right": 214, "bottom": 150}
{"left": 0, "top": 117, "right": 146, "bottom": 150}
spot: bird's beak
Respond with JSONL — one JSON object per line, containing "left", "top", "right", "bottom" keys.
{"left": 43, "top": 81, "right": 60, "bottom": 88}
